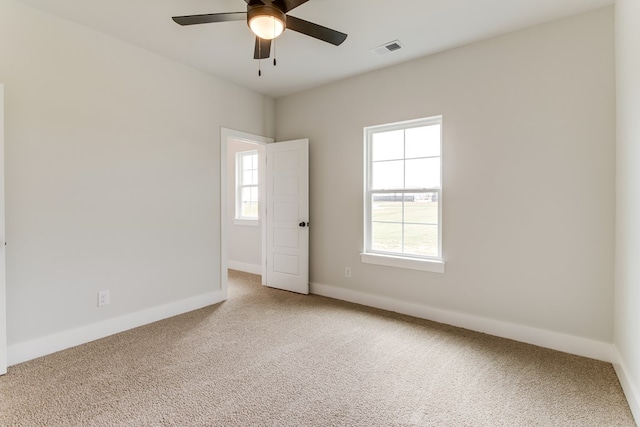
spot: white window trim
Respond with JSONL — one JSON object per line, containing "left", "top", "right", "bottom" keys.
{"left": 360, "top": 252, "right": 445, "bottom": 273}
{"left": 363, "top": 116, "right": 445, "bottom": 273}
{"left": 235, "top": 150, "right": 259, "bottom": 222}
{"left": 233, "top": 218, "right": 260, "bottom": 227}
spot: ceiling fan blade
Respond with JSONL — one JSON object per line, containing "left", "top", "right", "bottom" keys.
{"left": 172, "top": 12, "right": 246, "bottom": 26}
{"left": 244, "top": 0, "right": 266, "bottom": 4}
{"left": 285, "top": 15, "right": 347, "bottom": 46}
{"left": 272, "top": 0, "right": 309, "bottom": 13}
{"left": 254, "top": 37, "right": 272, "bottom": 59}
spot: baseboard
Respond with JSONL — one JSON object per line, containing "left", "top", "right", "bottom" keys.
{"left": 612, "top": 346, "right": 640, "bottom": 424}
{"left": 228, "top": 260, "right": 262, "bottom": 275}
{"left": 310, "top": 282, "right": 613, "bottom": 362}
{"left": 7, "top": 290, "right": 226, "bottom": 367}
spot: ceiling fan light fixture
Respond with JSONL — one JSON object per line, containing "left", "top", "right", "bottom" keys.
{"left": 248, "top": 6, "right": 286, "bottom": 40}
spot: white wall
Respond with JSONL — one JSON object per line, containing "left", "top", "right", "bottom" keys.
{"left": 227, "top": 139, "right": 263, "bottom": 273}
{"left": 614, "top": 0, "right": 640, "bottom": 420}
{"left": 0, "top": 85, "right": 6, "bottom": 374}
{"left": 0, "top": 0, "right": 274, "bottom": 363}
{"left": 276, "top": 8, "right": 615, "bottom": 353}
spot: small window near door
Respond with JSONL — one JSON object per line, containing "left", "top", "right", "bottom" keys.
{"left": 236, "top": 150, "right": 259, "bottom": 221}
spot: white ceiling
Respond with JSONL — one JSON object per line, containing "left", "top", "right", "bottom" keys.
{"left": 18, "top": 0, "right": 613, "bottom": 98}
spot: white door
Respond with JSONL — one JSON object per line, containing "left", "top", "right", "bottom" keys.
{"left": 1, "top": 85, "right": 6, "bottom": 375}
{"left": 265, "top": 139, "right": 309, "bottom": 294}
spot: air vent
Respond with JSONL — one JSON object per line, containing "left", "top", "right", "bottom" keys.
{"left": 370, "top": 40, "right": 404, "bottom": 56}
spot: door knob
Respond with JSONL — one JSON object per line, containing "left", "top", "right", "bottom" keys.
{"left": 299, "top": 222, "right": 309, "bottom": 227}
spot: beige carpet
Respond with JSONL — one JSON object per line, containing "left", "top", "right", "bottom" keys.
{"left": 0, "top": 270, "right": 635, "bottom": 426}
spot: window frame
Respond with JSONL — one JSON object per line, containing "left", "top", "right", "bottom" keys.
{"left": 362, "top": 116, "right": 444, "bottom": 273}
{"left": 235, "top": 150, "right": 260, "bottom": 224}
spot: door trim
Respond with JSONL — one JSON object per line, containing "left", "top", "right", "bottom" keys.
{"left": 220, "top": 128, "right": 273, "bottom": 296}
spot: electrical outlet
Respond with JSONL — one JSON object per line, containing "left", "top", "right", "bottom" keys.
{"left": 97, "top": 290, "right": 110, "bottom": 307}
{"left": 345, "top": 267, "right": 352, "bottom": 278}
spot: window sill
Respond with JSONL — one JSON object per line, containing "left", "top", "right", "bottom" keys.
{"left": 234, "top": 219, "right": 260, "bottom": 227}
{"left": 360, "top": 253, "right": 445, "bottom": 273}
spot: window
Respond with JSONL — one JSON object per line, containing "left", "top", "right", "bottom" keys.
{"left": 362, "top": 116, "right": 444, "bottom": 273}
{"left": 236, "top": 150, "right": 259, "bottom": 221}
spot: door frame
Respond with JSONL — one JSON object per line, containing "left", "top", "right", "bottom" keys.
{"left": 220, "top": 128, "right": 273, "bottom": 297}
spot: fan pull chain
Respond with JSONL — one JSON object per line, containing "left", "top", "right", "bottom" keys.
{"left": 273, "top": 40, "right": 277, "bottom": 66}
{"left": 273, "top": 20, "right": 277, "bottom": 67}
{"left": 258, "top": 39, "right": 262, "bottom": 77}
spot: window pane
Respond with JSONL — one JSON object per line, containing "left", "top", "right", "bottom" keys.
{"left": 242, "top": 154, "right": 251, "bottom": 171}
{"left": 405, "top": 125, "right": 441, "bottom": 159}
{"left": 241, "top": 152, "right": 257, "bottom": 172}
{"left": 242, "top": 171, "right": 254, "bottom": 185}
{"left": 372, "top": 160, "right": 404, "bottom": 189}
{"left": 243, "top": 201, "right": 258, "bottom": 218}
{"left": 405, "top": 158, "right": 440, "bottom": 188}
{"left": 241, "top": 187, "right": 252, "bottom": 204}
{"left": 404, "top": 195, "right": 439, "bottom": 225}
{"left": 403, "top": 224, "right": 439, "bottom": 257}
{"left": 372, "top": 130, "right": 404, "bottom": 161}
{"left": 240, "top": 186, "right": 258, "bottom": 219}
{"left": 372, "top": 222, "right": 402, "bottom": 253}
{"left": 372, "top": 194, "right": 403, "bottom": 223}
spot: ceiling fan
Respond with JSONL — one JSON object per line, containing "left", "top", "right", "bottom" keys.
{"left": 172, "top": 0, "right": 348, "bottom": 63}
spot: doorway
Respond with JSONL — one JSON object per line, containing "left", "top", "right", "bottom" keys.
{"left": 220, "top": 129, "right": 310, "bottom": 297}
{"left": 220, "top": 128, "right": 272, "bottom": 298}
